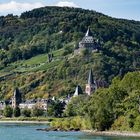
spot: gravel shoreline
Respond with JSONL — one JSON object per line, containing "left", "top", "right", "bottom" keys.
{"left": 83, "top": 130, "right": 140, "bottom": 137}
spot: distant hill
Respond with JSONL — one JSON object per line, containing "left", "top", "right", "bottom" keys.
{"left": 0, "top": 6, "right": 140, "bottom": 100}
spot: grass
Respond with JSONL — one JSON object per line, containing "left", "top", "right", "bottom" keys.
{"left": 23, "top": 54, "right": 48, "bottom": 65}
{"left": 0, "top": 49, "right": 64, "bottom": 74}
{"left": 51, "top": 116, "right": 92, "bottom": 130}
{"left": 22, "top": 49, "right": 64, "bottom": 66}
{"left": 0, "top": 117, "right": 54, "bottom": 122}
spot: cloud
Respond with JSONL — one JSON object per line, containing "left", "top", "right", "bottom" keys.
{"left": 0, "top": 1, "right": 44, "bottom": 15}
{"left": 55, "top": 1, "right": 79, "bottom": 8}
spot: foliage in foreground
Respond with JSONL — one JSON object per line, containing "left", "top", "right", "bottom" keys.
{"left": 63, "top": 72, "right": 140, "bottom": 131}
{"left": 51, "top": 116, "right": 92, "bottom": 130}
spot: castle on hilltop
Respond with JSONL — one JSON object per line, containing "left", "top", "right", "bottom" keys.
{"left": 74, "top": 28, "right": 100, "bottom": 54}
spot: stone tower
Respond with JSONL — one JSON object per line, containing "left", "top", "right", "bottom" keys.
{"left": 12, "top": 88, "right": 21, "bottom": 108}
{"left": 85, "top": 69, "right": 97, "bottom": 96}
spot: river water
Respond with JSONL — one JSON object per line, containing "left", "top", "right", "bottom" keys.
{"left": 0, "top": 123, "right": 139, "bottom": 140}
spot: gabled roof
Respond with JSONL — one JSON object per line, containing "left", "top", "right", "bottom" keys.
{"left": 73, "top": 85, "right": 82, "bottom": 97}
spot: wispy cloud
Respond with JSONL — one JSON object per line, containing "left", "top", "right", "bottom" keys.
{"left": 0, "top": 1, "right": 44, "bottom": 15}
{"left": 55, "top": 1, "right": 79, "bottom": 8}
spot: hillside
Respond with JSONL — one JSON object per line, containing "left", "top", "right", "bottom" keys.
{"left": 0, "top": 6, "right": 140, "bottom": 100}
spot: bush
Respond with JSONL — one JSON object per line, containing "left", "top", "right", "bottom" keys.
{"left": 13, "top": 106, "right": 21, "bottom": 117}
{"left": 133, "top": 116, "right": 140, "bottom": 131}
{"left": 31, "top": 107, "right": 44, "bottom": 117}
{"left": 3, "top": 106, "right": 13, "bottom": 117}
{"left": 21, "top": 108, "right": 31, "bottom": 117}
{"left": 51, "top": 116, "right": 92, "bottom": 130}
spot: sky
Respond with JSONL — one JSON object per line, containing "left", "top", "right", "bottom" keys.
{"left": 0, "top": 0, "right": 140, "bottom": 21}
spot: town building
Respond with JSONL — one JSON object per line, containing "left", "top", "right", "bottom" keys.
{"left": 19, "top": 99, "right": 48, "bottom": 110}
{"left": 0, "top": 101, "right": 5, "bottom": 110}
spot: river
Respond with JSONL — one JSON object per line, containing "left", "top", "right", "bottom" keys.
{"left": 0, "top": 123, "right": 139, "bottom": 140}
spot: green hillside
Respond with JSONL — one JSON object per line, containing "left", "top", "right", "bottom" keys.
{"left": 0, "top": 6, "right": 140, "bottom": 100}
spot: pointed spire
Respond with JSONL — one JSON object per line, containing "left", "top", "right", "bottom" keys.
{"left": 85, "top": 27, "right": 92, "bottom": 37}
{"left": 88, "top": 69, "right": 94, "bottom": 85}
{"left": 73, "top": 85, "right": 82, "bottom": 97}
{"left": 73, "top": 86, "right": 79, "bottom": 97}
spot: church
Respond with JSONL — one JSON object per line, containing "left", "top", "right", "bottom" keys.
{"left": 73, "top": 69, "right": 107, "bottom": 97}
{"left": 72, "top": 69, "right": 97, "bottom": 97}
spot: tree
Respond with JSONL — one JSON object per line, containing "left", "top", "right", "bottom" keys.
{"left": 64, "top": 95, "right": 88, "bottom": 117}
{"left": 47, "top": 100, "right": 65, "bottom": 117}
{"left": 21, "top": 108, "right": 31, "bottom": 117}
{"left": 31, "top": 107, "right": 44, "bottom": 117}
{"left": 3, "top": 106, "right": 13, "bottom": 117}
{"left": 13, "top": 106, "right": 21, "bottom": 117}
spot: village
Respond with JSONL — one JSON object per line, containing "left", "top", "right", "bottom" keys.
{"left": 0, "top": 28, "right": 107, "bottom": 116}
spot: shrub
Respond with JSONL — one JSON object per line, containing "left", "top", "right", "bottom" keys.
{"left": 13, "top": 106, "right": 21, "bottom": 117}
{"left": 3, "top": 106, "right": 13, "bottom": 117}
{"left": 31, "top": 107, "right": 44, "bottom": 117}
{"left": 21, "top": 108, "right": 31, "bottom": 117}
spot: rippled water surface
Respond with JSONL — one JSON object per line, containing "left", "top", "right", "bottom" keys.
{"left": 0, "top": 123, "right": 139, "bottom": 140}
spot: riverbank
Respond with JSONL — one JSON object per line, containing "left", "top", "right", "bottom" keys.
{"left": 0, "top": 120, "right": 50, "bottom": 124}
{"left": 36, "top": 127, "right": 140, "bottom": 137}
{"left": 83, "top": 130, "right": 140, "bottom": 137}
{"left": 0, "top": 117, "right": 52, "bottom": 124}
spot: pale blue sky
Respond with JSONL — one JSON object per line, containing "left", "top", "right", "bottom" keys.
{"left": 0, "top": 0, "right": 140, "bottom": 21}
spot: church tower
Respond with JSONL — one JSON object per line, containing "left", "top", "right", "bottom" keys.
{"left": 12, "top": 88, "right": 21, "bottom": 108}
{"left": 85, "top": 69, "right": 97, "bottom": 96}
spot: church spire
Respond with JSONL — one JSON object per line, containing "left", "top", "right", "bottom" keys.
{"left": 88, "top": 69, "right": 94, "bottom": 85}
{"left": 85, "top": 69, "right": 97, "bottom": 96}
{"left": 85, "top": 27, "right": 92, "bottom": 37}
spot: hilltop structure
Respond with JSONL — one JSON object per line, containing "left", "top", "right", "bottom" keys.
{"left": 74, "top": 28, "right": 99, "bottom": 54}
{"left": 85, "top": 69, "right": 97, "bottom": 96}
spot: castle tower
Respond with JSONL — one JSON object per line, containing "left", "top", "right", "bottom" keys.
{"left": 85, "top": 69, "right": 97, "bottom": 96}
{"left": 12, "top": 88, "right": 21, "bottom": 108}
{"left": 74, "top": 27, "right": 99, "bottom": 55}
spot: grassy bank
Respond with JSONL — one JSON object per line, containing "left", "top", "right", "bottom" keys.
{"left": 0, "top": 117, "right": 54, "bottom": 122}
{"left": 50, "top": 116, "right": 92, "bottom": 131}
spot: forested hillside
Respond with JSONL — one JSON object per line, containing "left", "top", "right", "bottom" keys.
{"left": 0, "top": 6, "right": 140, "bottom": 100}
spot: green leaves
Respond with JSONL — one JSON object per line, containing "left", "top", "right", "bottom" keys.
{"left": 3, "top": 106, "right": 13, "bottom": 117}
